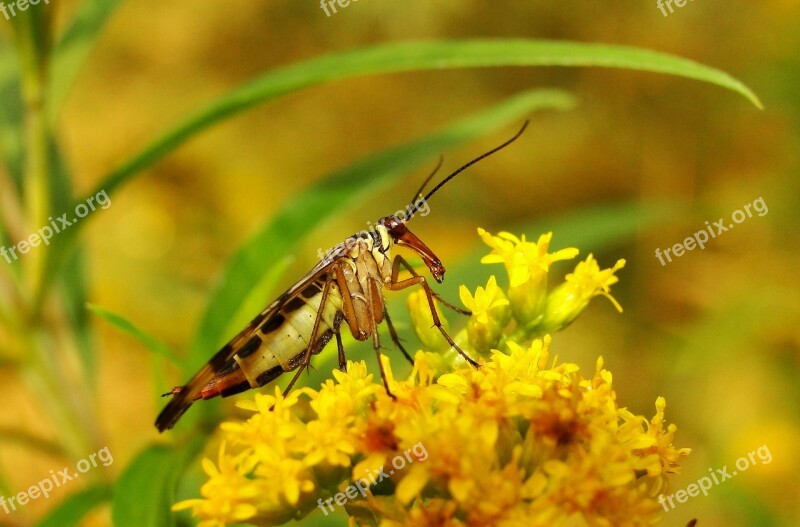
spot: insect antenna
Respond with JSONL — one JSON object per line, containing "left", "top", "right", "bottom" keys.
{"left": 405, "top": 120, "right": 529, "bottom": 220}
{"left": 408, "top": 154, "right": 444, "bottom": 205}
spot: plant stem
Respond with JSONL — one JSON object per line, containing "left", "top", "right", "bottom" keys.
{"left": 21, "top": 323, "right": 102, "bottom": 465}
{"left": 7, "top": 8, "right": 107, "bottom": 476}
{"left": 12, "top": 7, "right": 52, "bottom": 306}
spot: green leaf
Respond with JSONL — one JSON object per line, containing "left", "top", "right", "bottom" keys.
{"left": 59, "top": 249, "right": 96, "bottom": 381}
{"left": 35, "top": 484, "right": 113, "bottom": 527}
{"left": 525, "top": 199, "right": 685, "bottom": 252}
{"left": 187, "top": 89, "right": 575, "bottom": 371}
{"left": 80, "top": 39, "right": 761, "bottom": 206}
{"left": 112, "top": 439, "right": 206, "bottom": 527}
{"left": 28, "top": 120, "right": 82, "bottom": 315}
{"left": 112, "top": 444, "right": 176, "bottom": 527}
{"left": 88, "top": 304, "right": 183, "bottom": 368}
{"left": 85, "top": 293, "right": 185, "bottom": 412}
{"left": 48, "top": 0, "right": 125, "bottom": 118}
{"left": 0, "top": 425, "right": 66, "bottom": 457}
{"left": 0, "top": 467, "right": 11, "bottom": 500}
{"left": 220, "top": 254, "right": 295, "bottom": 346}
{"left": 0, "top": 44, "right": 23, "bottom": 189}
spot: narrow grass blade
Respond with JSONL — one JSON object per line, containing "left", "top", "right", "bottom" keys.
{"left": 48, "top": 0, "right": 125, "bottom": 118}
{"left": 81, "top": 39, "right": 760, "bottom": 205}
{"left": 219, "top": 254, "right": 295, "bottom": 345}
{"left": 36, "top": 484, "right": 113, "bottom": 527}
{"left": 0, "top": 44, "right": 23, "bottom": 189}
{"left": 59, "top": 249, "right": 96, "bottom": 381}
{"left": 88, "top": 304, "right": 183, "bottom": 368}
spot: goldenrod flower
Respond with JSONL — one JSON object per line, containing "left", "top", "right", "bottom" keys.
{"left": 538, "top": 254, "right": 626, "bottom": 332}
{"left": 179, "top": 349, "right": 688, "bottom": 527}
{"left": 172, "top": 442, "right": 261, "bottom": 527}
{"left": 458, "top": 275, "right": 511, "bottom": 354}
{"left": 176, "top": 231, "right": 686, "bottom": 527}
{"left": 478, "top": 229, "right": 578, "bottom": 324}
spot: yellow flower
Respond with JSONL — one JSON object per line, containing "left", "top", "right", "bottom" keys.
{"left": 478, "top": 229, "right": 579, "bottom": 324}
{"left": 172, "top": 442, "right": 260, "bottom": 527}
{"left": 458, "top": 275, "right": 511, "bottom": 354}
{"left": 179, "top": 342, "right": 688, "bottom": 527}
{"left": 538, "top": 254, "right": 626, "bottom": 332}
{"left": 176, "top": 231, "right": 687, "bottom": 527}
{"left": 478, "top": 230, "right": 579, "bottom": 288}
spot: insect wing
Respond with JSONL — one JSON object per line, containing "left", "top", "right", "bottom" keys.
{"left": 155, "top": 255, "right": 338, "bottom": 431}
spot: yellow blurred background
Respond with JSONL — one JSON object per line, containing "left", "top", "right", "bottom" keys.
{"left": 0, "top": 1, "right": 798, "bottom": 526}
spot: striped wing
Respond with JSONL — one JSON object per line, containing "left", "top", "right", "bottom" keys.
{"left": 155, "top": 255, "right": 344, "bottom": 431}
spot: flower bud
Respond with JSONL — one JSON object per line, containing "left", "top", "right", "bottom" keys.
{"left": 538, "top": 255, "right": 626, "bottom": 332}
{"left": 458, "top": 276, "right": 511, "bottom": 355}
{"left": 406, "top": 290, "right": 451, "bottom": 352}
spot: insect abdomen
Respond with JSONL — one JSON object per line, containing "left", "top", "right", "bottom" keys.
{"left": 199, "top": 281, "right": 344, "bottom": 398}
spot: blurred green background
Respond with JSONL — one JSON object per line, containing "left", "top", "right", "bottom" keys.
{"left": 0, "top": 1, "right": 798, "bottom": 526}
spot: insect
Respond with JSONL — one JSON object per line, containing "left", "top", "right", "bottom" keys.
{"left": 155, "top": 121, "right": 528, "bottom": 431}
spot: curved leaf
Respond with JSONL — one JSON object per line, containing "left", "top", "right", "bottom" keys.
{"left": 81, "top": 39, "right": 761, "bottom": 205}
{"left": 0, "top": 43, "right": 23, "bottom": 189}
{"left": 88, "top": 303, "right": 183, "bottom": 368}
{"left": 188, "top": 89, "right": 576, "bottom": 369}
{"left": 220, "top": 254, "right": 295, "bottom": 345}
{"left": 112, "top": 439, "right": 204, "bottom": 527}
{"left": 49, "top": 0, "right": 126, "bottom": 118}
{"left": 113, "top": 444, "right": 176, "bottom": 527}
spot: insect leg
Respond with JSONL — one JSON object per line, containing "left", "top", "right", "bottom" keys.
{"left": 334, "top": 260, "right": 369, "bottom": 340}
{"left": 333, "top": 312, "right": 347, "bottom": 371}
{"left": 392, "top": 256, "right": 471, "bottom": 316}
{"left": 383, "top": 307, "right": 414, "bottom": 365}
{"left": 388, "top": 256, "right": 479, "bottom": 367}
{"left": 428, "top": 293, "right": 471, "bottom": 316}
{"left": 367, "top": 276, "right": 396, "bottom": 398}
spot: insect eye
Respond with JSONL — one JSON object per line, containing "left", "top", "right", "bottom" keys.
{"left": 384, "top": 216, "right": 406, "bottom": 236}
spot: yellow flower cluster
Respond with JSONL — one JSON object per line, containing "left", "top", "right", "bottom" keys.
{"left": 410, "top": 229, "right": 627, "bottom": 360}
{"left": 476, "top": 229, "right": 626, "bottom": 336}
{"left": 174, "top": 231, "right": 688, "bottom": 527}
